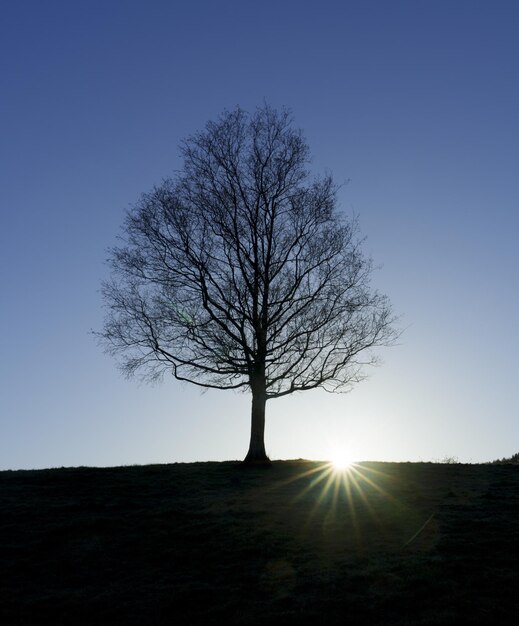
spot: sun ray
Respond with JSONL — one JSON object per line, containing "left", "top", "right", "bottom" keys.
{"left": 263, "top": 460, "right": 414, "bottom": 555}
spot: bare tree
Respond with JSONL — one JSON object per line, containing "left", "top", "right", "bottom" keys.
{"left": 99, "top": 105, "right": 396, "bottom": 464}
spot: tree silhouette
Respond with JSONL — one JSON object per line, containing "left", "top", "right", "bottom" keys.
{"left": 99, "top": 105, "right": 396, "bottom": 463}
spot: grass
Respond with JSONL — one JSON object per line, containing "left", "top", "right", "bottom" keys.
{"left": 0, "top": 460, "right": 518, "bottom": 624}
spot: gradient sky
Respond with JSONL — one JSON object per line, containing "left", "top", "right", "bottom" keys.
{"left": 1, "top": 0, "right": 518, "bottom": 469}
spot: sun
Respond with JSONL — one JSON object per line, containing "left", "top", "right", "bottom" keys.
{"left": 329, "top": 448, "right": 356, "bottom": 471}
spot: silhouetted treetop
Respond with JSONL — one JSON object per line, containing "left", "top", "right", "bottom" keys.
{"left": 99, "top": 104, "right": 397, "bottom": 462}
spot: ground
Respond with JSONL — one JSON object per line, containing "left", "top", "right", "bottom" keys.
{"left": 0, "top": 461, "right": 517, "bottom": 624}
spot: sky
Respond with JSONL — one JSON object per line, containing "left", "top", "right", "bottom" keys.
{"left": 1, "top": 0, "right": 518, "bottom": 469}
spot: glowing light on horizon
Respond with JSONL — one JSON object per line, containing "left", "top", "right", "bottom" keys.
{"left": 328, "top": 447, "right": 356, "bottom": 472}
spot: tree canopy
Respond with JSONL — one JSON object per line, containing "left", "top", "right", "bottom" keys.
{"left": 99, "top": 105, "right": 396, "bottom": 462}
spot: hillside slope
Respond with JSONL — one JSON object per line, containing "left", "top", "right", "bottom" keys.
{"left": 1, "top": 461, "right": 517, "bottom": 624}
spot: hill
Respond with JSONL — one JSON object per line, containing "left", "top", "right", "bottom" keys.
{"left": 0, "top": 460, "right": 517, "bottom": 624}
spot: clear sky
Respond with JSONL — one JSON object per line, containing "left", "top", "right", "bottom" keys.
{"left": 1, "top": 0, "right": 518, "bottom": 469}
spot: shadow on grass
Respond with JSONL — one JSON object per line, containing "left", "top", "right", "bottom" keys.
{"left": 0, "top": 461, "right": 517, "bottom": 624}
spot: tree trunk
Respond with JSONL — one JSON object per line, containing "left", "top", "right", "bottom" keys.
{"left": 243, "top": 383, "right": 270, "bottom": 465}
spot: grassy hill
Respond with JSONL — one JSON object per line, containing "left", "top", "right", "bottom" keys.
{"left": 1, "top": 460, "right": 517, "bottom": 624}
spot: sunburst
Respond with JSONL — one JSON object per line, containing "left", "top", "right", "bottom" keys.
{"left": 329, "top": 447, "right": 356, "bottom": 472}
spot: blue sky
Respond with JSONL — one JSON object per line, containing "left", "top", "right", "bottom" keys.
{"left": 1, "top": 0, "right": 518, "bottom": 469}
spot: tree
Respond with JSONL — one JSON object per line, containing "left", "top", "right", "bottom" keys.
{"left": 99, "top": 105, "right": 396, "bottom": 464}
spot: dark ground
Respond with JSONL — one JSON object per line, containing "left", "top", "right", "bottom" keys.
{"left": 0, "top": 460, "right": 517, "bottom": 625}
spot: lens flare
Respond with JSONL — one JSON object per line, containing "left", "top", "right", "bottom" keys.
{"left": 329, "top": 448, "right": 355, "bottom": 471}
